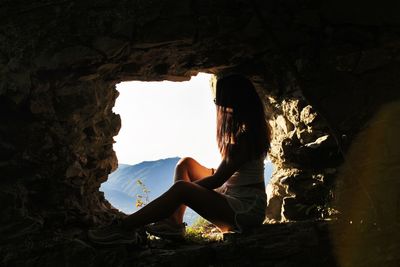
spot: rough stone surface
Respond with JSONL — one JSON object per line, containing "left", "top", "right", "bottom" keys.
{"left": 2, "top": 220, "right": 399, "bottom": 267}
{"left": 1, "top": 0, "right": 400, "bottom": 265}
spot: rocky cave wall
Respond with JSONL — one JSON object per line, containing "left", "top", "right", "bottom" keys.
{"left": 1, "top": 0, "right": 400, "bottom": 246}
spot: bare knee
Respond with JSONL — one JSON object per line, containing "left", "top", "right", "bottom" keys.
{"left": 176, "top": 157, "right": 196, "bottom": 171}
{"left": 174, "top": 157, "right": 195, "bottom": 181}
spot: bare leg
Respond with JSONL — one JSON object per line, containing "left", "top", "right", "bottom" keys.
{"left": 121, "top": 180, "right": 236, "bottom": 232}
{"left": 169, "top": 157, "right": 213, "bottom": 224}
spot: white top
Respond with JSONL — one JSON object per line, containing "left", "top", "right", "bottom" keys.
{"left": 225, "top": 158, "right": 265, "bottom": 187}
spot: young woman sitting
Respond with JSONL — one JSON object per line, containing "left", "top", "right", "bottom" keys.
{"left": 88, "top": 74, "right": 271, "bottom": 244}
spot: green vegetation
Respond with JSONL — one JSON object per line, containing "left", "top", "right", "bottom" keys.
{"left": 184, "top": 217, "right": 223, "bottom": 243}
{"left": 146, "top": 217, "right": 223, "bottom": 244}
{"left": 135, "top": 178, "right": 150, "bottom": 208}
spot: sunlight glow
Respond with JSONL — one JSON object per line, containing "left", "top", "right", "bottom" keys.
{"left": 112, "top": 73, "right": 221, "bottom": 168}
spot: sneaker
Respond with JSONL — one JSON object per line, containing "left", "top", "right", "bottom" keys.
{"left": 145, "top": 220, "right": 186, "bottom": 240}
{"left": 87, "top": 223, "right": 141, "bottom": 245}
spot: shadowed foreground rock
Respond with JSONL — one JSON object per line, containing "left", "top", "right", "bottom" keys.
{"left": 2, "top": 220, "right": 399, "bottom": 266}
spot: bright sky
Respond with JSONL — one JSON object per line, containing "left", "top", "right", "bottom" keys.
{"left": 112, "top": 73, "right": 221, "bottom": 168}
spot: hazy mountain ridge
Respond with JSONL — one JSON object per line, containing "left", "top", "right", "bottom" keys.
{"left": 101, "top": 157, "right": 180, "bottom": 198}
{"left": 101, "top": 158, "right": 178, "bottom": 208}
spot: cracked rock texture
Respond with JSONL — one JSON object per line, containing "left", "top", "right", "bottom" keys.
{"left": 1, "top": 0, "right": 400, "bottom": 266}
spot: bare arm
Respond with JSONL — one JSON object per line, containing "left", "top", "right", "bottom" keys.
{"left": 194, "top": 144, "right": 246, "bottom": 190}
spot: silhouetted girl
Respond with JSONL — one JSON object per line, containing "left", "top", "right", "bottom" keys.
{"left": 89, "top": 74, "right": 270, "bottom": 244}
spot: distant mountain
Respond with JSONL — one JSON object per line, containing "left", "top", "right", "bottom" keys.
{"left": 100, "top": 157, "right": 180, "bottom": 214}
{"left": 100, "top": 157, "right": 274, "bottom": 225}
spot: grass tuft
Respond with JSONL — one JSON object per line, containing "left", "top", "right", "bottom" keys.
{"left": 184, "top": 217, "right": 223, "bottom": 244}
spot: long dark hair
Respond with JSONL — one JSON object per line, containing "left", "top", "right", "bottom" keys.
{"left": 215, "top": 74, "right": 270, "bottom": 162}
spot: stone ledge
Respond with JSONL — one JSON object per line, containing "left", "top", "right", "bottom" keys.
{"left": 2, "top": 220, "right": 399, "bottom": 266}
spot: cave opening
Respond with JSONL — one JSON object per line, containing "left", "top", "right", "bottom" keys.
{"left": 99, "top": 72, "right": 276, "bottom": 226}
